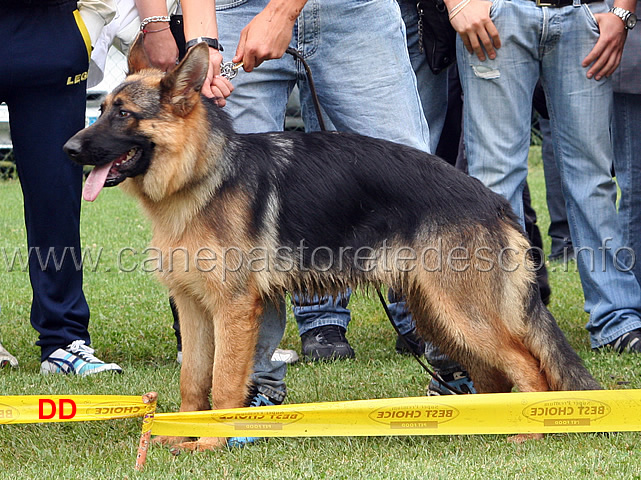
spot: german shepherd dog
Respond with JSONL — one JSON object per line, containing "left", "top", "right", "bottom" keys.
{"left": 64, "top": 38, "right": 600, "bottom": 450}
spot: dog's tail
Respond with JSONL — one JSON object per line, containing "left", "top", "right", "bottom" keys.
{"left": 524, "top": 285, "right": 601, "bottom": 391}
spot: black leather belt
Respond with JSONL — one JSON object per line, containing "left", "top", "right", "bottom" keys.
{"left": 531, "top": 0, "right": 603, "bottom": 6}
{"left": 3, "top": 0, "right": 73, "bottom": 5}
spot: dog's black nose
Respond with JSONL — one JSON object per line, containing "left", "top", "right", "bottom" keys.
{"left": 63, "top": 137, "right": 82, "bottom": 158}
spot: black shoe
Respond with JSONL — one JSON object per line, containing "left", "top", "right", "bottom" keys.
{"left": 301, "top": 325, "right": 355, "bottom": 361}
{"left": 395, "top": 329, "right": 426, "bottom": 356}
{"left": 596, "top": 329, "right": 641, "bottom": 354}
{"left": 549, "top": 240, "right": 575, "bottom": 263}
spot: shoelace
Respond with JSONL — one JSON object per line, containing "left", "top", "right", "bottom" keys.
{"left": 316, "top": 325, "right": 347, "bottom": 345}
{"left": 67, "top": 340, "right": 100, "bottom": 363}
{"left": 249, "top": 393, "right": 273, "bottom": 408}
{"left": 613, "top": 331, "right": 641, "bottom": 352}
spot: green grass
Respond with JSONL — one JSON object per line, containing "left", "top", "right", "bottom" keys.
{"left": 1, "top": 147, "right": 640, "bottom": 479}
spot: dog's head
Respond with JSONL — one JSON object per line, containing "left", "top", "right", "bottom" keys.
{"left": 64, "top": 36, "right": 215, "bottom": 202}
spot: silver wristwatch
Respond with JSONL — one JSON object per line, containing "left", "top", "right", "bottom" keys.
{"left": 610, "top": 7, "right": 638, "bottom": 30}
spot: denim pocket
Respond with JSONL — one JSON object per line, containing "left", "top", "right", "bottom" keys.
{"left": 489, "top": 0, "right": 504, "bottom": 19}
{"left": 216, "top": 0, "right": 250, "bottom": 11}
{"left": 582, "top": 4, "right": 602, "bottom": 32}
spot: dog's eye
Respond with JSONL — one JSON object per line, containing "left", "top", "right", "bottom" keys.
{"left": 119, "top": 110, "right": 131, "bottom": 118}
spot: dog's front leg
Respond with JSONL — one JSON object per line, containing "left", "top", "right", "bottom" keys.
{"left": 153, "top": 292, "right": 215, "bottom": 449}
{"left": 175, "top": 291, "right": 262, "bottom": 452}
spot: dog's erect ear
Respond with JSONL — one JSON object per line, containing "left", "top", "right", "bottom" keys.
{"left": 160, "top": 42, "right": 209, "bottom": 117}
{"left": 128, "top": 33, "right": 153, "bottom": 73}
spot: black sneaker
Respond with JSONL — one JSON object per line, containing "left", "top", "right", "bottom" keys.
{"left": 301, "top": 325, "right": 355, "bottom": 361}
{"left": 395, "top": 329, "right": 426, "bottom": 356}
{"left": 596, "top": 329, "right": 641, "bottom": 354}
{"left": 549, "top": 238, "right": 575, "bottom": 263}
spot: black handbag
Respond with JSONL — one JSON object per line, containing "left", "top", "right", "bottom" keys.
{"left": 416, "top": 0, "right": 457, "bottom": 75}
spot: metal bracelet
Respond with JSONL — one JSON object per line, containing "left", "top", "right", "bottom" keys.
{"left": 140, "top": 16, "right": 171, "bottom": 32}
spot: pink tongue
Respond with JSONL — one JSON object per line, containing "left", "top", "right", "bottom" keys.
{"left": 83, "top": 162, "right": 114, "bottom": 202}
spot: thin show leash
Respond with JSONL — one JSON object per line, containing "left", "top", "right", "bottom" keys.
{"left": 220, "top": 50, "right": 466, "bottom": 395}
{"left": 221, "top": 48, "right": 326, "bottom": 132}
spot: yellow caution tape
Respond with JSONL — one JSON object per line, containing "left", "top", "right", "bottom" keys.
{"left": 150, "top": 390, "right": 641, "bottom": 438}
{"left": 2, "top": 390, "right": 640, "bottom": 438}
{"left": 0, "top": 395, "right": 149, "bottom": 424}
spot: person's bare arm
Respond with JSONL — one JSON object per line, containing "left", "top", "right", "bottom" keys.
{"left": 232, "top": 0, "right": 307, "bottom": 71}
{"left": 135, "top": 0, "right": 179, "bottom": 71}
{"left": 181, "top": 0, "right": 233, "bottom": 103}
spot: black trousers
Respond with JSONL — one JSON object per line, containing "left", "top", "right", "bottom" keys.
{"left": 1, "top": 0, "right": 92, "bottom": 360}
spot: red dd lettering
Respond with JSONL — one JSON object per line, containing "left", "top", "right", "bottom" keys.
{"left": 39, "top": 399, "right": 56, "bottom": 419}
{"left": 59, "top": 399, "right": 76, "bottom": 419}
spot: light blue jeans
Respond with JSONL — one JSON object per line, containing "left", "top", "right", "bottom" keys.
{"left": 458, "top": 0, "right": 641, "bottom": 347}
{"left": 293, "top": 0, "right": 451, "bottom": 338}
{"left": 539, "top": 117, "right": 573, "bottom": 258}
{"left": 387, "top": 3, "right": 456, "bottom": 379}
{"left": 613, "top": 93, "right": 641, "bottom": 285}
{"left": 216, "top": 0, "right": 431, "bottom": 398}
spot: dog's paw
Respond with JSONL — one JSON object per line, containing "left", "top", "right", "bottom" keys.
{"left": 151, "top": 435, "right": 192, "bottom": 447}
{"left": 173, "top": 436, "right": 227, "bottom": 452}
{"left": 507, "top": 433, "right": 544, "bottom": 444}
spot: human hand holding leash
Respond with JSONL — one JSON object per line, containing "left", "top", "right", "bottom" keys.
{"left": 202, "top": 47, "right": 234, "bottom": 105}
{"left": 180, "top": 0, "right": 234, "bottom": 104}
{"left": 446, "top": 0, "right": 501, "bottom": 61}
{"left": 232, "top": 0, "right": 306, "bottom": 71}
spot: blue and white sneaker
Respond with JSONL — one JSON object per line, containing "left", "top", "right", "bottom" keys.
{"left": 427, "top": 370, "right": 476, "bottom": 395}
{"left": 40, "top": 340, "right": 122, "bottom": 376}
{"left": 227, "top": 387, "right": 282, "bottom": 447}
{"left": 0, "top": 341, "right": 18, "bottom": 368}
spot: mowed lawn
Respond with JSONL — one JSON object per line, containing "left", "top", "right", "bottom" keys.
{"left": 0, "top": 147, "right": 640, "bottom": 479}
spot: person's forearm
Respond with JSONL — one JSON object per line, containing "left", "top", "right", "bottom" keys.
{"left": 613, "top": 0, "right": 636, "bottom": 12}
{"left": 182, "top": 0, "right": 220, "bottom": 41}
{"left": 135, "top": 0, "right": 171, "bottom": 22}
{"left": 261, "top": 0, "right": 308, "bottom": 25}
{"left": 135, "top": 0, "right": 179, "bottom": 71}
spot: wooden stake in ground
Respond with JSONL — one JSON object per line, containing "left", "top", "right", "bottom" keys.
{"left": 135, "top": 392, "right": 158, "bottom": 471}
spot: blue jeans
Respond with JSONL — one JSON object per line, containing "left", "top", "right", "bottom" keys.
{"left": 613, "top": 93, "right": 641, "bottom": 285}
{"left": 458, "top": 0, "right": 641, "bottom": 347}
{"left": 398, "top": 0, "right": 449, "bottom": 154}
{"left": 294, "top": 0, "right": 452, "bottom": 341}
{"left": 539, "top": 117, "right": 573, "bottom": 258}
{"left": 216, "top": 0, "right": 431, "bottom": 397}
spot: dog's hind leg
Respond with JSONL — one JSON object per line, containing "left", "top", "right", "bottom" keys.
{"left": 408, "top": 287, "right": 551, "bottom": 394}
{"left": 465, "top": 365, "right": 513, "bottom": 394}
{"left": 176, "top": 289, "right": 263, "bottom": 452}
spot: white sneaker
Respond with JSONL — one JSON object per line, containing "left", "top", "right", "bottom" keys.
{"left": 176, "top": 348, "right": 298, "bottom": 365}
{"left": 40, "top": 340, "right": 122, "bottom": 376}
{"left": 271, "top": 348, "right": 299, "bottom": 364}
{"left": 0, "top": 342, "right": 18, "bottom": 368}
